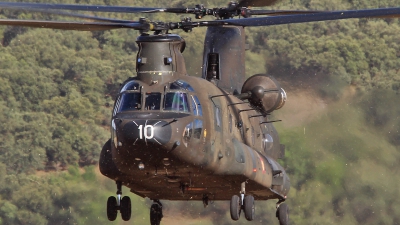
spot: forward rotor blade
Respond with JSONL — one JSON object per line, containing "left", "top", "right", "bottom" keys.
{"left": 219, "top": 7, "right": 400, "bottom": 27}
{"left": 0, "top": 19, "right": 147, "bottom": 31}
{"left": 0, "top": 6, "right": 135, "bottom": 23}
{"left": 0, "top": 2, "right": 162, "bottom": 13}
{"left": 238, "top": 0, "right": 281, "bottom": 8}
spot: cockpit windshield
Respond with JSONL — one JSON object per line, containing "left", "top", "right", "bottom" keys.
{"left": 145, "top": 93, "right": 162, "bottom": 110}
{"left": 170, "top": 80, "right": 194, "bottom": 91}
{"left": 163, "top": 92, "right": 190, "bottom": 113}
{"left": 118, "top": 92, "right": 142, "bottom": 112}
{"left": 115, "top": 86, "right": 193, "bottom": 114}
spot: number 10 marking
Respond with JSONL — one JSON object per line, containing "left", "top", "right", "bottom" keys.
{"left": 138, "top": 125, "right": 154, "bottom": 139}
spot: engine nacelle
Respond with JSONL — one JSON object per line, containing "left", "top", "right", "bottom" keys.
{"left": 240, "top": 74, "right": 287, "bottom": 113}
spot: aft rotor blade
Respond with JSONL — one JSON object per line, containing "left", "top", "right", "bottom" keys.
{"left": 238, "top": 0, "right": 281, "bottom": 7}
{"left": 219, "top": 7, "right": 400, "bottom": 27}
{"left": 0, "top": 2, "right": 163, "bottom": 13}
{"left": 250, "top": 9, "right": 326, "bottom": 16}
{"left": 0, "top": 19, "right": 147, "bottom": 31}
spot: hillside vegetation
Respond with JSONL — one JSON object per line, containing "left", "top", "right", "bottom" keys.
{"left": 0, "top": 0, "right": 398, "bottom": 224}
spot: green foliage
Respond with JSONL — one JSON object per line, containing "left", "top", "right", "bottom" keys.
{"left": 277, "top": 94, "right": 400, "bottom": 225}
{"left": 0, "top": 0, "right": 398, "bottom": 224}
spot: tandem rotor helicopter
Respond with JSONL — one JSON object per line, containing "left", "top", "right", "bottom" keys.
{"left": 0, "top": 1, "right": 399, "bottom": 224}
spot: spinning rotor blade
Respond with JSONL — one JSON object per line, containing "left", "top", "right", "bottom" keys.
{"left": 0, "top": 1, "right": 349, "bottom": 21}
{"left": 0, "top": 2, "right": 399, "bottom": 33}
{"left": 0, "top": 1, "right": 324, "bottom": 18}
{"left": 250, "top": 9, "right": 326, "bottom": 16}
{"left": 0, "top": 1, "right": 193, "bottom": 18}
{"left": 238, "top": 0, "right": 281, "bottom": 7}
{"left": 216, "top": 7, "right": 400, "bottom": 27}
{"left": 0, "top": 2, "right": 165, "bottom": 13}
{"left": 0, "top": 6, "right": 136, "bottom": 23}
{"left": 0, "top": 19, "right": 147, "bottom": 31}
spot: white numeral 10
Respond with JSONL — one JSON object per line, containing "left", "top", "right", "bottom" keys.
{"left": 138, "top": 125, "right": 154, "bottom": 139}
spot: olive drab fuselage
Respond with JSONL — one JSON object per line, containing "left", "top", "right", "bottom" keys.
{"left": 99, "top": 27, "right": 290, "bottom": 202}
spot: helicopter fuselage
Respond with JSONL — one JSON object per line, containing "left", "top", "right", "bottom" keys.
{"left": 99, "top": 31, "right": 290, "bottom": 201}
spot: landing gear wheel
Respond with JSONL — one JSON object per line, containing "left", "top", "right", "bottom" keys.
{"left": 277, "top": 203, "right": 289, "bottom": 225}
{"left": 230, "top": 195, "right": 241, "bottom": 221}
{"left": 106, "top": 196, "right": 118, "bottom": 221}
{"left": 120, "top": 196, "right": 131, "bottom": 221}
{"left": 150, "top": 201, "right": 163, "bottom": 225}
{"left": 244, "top": 195, "right": 255, "bottom": 221}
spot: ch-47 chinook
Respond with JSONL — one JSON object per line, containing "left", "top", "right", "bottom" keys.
{"left": 0, "top": 1, "right": 399, "bottom": 224}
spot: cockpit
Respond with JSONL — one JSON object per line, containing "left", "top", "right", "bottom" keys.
{"left": 113, "top": 79, "right": 202, "bottom": 116}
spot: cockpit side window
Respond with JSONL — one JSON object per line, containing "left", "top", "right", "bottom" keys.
{"left": 190, "top": 95, "right": 203, "bottom": 116}
{"left": 117, "top": 92, "right": 142, "bottom": 112}
{"left": 113, "top": 96, "right": 121, "bottom": 116}
{"left": 120, "top": 81, "right": 140, "bottom": 92}
{"left": 163, "top": 92, "right": 190, "bottom": 113}
{"left": 191, "top": 96, "right": 198, "bottom": 116}
{"left": 193, "top": 119, "right": 203, "bottom": 139}
{"left": 145, "top": 92, "right": 162, "bottom": 110}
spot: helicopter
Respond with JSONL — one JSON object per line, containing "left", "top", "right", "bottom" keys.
{"left": 0, "top": 1, "right": 399, "bottom": 225}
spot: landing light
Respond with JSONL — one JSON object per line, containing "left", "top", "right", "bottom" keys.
{"left": 138, "top": 162, "right": 145, "bottom": 170}
{"left": 163, "top": 158, "right": 170, "bottom": 166}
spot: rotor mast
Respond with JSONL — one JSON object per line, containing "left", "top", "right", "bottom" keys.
{"left": 135, "top": 34, "right": 187, "bottom": 85}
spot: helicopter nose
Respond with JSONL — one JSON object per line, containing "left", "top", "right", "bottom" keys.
{"left": 120, "top": 119, "right": 172, "bottom": 146}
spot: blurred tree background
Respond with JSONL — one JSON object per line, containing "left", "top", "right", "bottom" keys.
{"left": 0, "top": 0, "right": 398, "bottom": 224}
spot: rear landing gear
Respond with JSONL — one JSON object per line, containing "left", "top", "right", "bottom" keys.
{"left": 230, "top": 182, "right": 255, "bottom": 221}
{"left": 150, "top": 200, "right": 163, "bottom": 225}
{"left": 106, "top": 181, "right": 131, "bottom": 221}
{"left": 276, "top": 201, "right": 289, "bottom": 225}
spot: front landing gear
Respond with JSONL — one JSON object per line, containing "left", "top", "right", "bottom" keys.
{"left": 230, "top": 195, "right": 241, "bottom": 220}
{"left": 276, "top": 201, "right": 289, "bottom": 225}
{"left": 106, "top": 181, "right": 131, "bottom": 221}
{"left": 120, "top": 196, "right": 132, "bottom": 221}
{"left": 244, "top": 195, "right": 255, "bottom": 221}
{"left": 106, "top": 196, "right": 118, "bottom": 221}
{"left": 230, "top": 182, "right": 255, "bottom": 221}
{"left": 150, "top": 200, "right": 163, "bottom": 225}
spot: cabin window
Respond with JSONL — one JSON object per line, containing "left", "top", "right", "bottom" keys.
{"left": 263, "top": 133, "right": 274, "bottom": 152}
{"left": 170, "top": 80, "right": 194, "bottom": 91}
{"left": 193, "top": 119, "right": 203, "bottom": 139}
{"left": 251, "top": 127, "right": 255, "bottom": 146}
{"left": 163, "top": 92, "right": 190, "bottom": 113}
{"left": 145, "top": 92, "right": 162, "bottom": 110}
{"left": 117, "top": 92, "right": 142, "bottom": 112}
{"left": 229, "top": 113, "right": 232, "bottom": 133}
{"left": 120, "top": 81, "right": 140, "bottom": 92}
{"left": 215, "top": 107, "right": 221, "bottom": 127}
